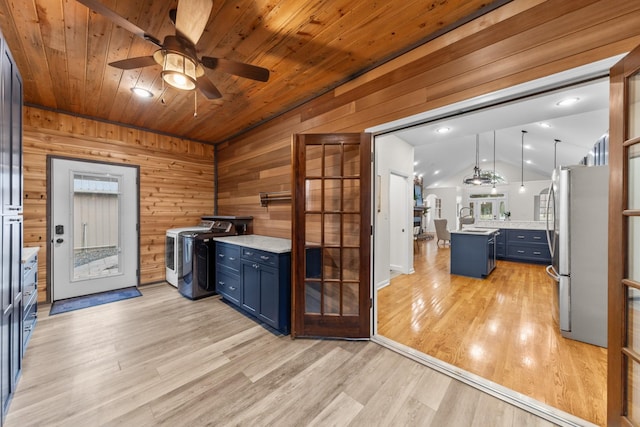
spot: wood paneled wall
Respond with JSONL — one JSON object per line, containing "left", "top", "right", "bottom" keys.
{"left": 23, "top": 106, "right": 214, "bottom": 302}
{"left": 216, "top": 0, "right": 640, "bottom": 239}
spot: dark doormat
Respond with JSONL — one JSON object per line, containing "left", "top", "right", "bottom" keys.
{"left": 49, "top": 287, "right": 142, "bottom": 315}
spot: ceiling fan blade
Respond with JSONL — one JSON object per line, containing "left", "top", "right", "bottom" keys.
{"left": 109, "top": 56, "right": 157, "bottom": 70}
{"left": 196, "top": 76, "right": 222, "bottom": 100}
{"left": 201, "top": 57, "right": 270, "bottom": 82}
{"left": 175, "top": 0, "right": 213, "bottom": 45}
{"left": 76, "top": 0, "right": 161, "bottom": 46}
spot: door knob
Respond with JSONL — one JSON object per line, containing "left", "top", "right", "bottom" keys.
{"left": 56, "top": 238, "right": 64, "bottom": 244}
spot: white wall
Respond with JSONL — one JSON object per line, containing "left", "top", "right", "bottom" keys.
{"left": 374, "top": 134, "right": 414, "bottom": 290}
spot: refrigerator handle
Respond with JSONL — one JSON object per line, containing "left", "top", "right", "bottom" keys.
{"left": 545, "top": 181, "right": 555, "bottom": 257}
{"left": 545, "top": 264, "right": 559, "bottom": 282}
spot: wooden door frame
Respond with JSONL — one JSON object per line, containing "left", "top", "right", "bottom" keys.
{"left": 608, "top": 44, "right": 640, "bottom": 427}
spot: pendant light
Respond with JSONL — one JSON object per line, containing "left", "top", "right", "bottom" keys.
{"left": 519, "top": 130, "right": 527, "bottom": 193}
{"left": 463, "top": 134, "right": 492, "bottom": 185}
{"left": 491, "top": 130, "right": 497, "bottom": 194}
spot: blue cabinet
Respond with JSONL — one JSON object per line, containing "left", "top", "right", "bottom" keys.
{"left": 450, "top": 231, "right": 496, "bottom": 278}
{"left": 216, "top": 241, "right": 290, "bottom": 334}
{"left": 496, "top": 229, "right": 551, "bottom": 263}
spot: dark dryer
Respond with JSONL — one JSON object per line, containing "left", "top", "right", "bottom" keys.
{"left": 179, "top": 220, "right": 238, "bottom": 300}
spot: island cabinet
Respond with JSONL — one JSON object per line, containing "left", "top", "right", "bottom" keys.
{"left": 450, "top": 229, "right": 498, "bottom": 279}
{"left": 215, "top": 236, "right": 291, "bottom": 334}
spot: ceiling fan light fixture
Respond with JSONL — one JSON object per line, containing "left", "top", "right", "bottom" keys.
{"left": 159, "top": 51, "right": 197, "bottom": 91}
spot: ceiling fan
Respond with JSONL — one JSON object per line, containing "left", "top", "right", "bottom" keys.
{"left": 77, "top": 0, "right": 270, "bottom": 100}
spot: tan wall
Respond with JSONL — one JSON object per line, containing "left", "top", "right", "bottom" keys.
{"left": 23, "top": 106, "right": 214, "bottom": 302}
{"left": 216, "top": 0, "right": 640, "bottom": 238}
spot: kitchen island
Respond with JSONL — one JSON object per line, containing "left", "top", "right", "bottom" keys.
{"left": 469, "top": 221, "right": 551, "bottom": 263}
{"left": 450, "top": 228, "right": 499, "bottom": 278}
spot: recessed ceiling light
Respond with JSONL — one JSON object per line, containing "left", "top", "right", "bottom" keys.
{"left": 433, "top": 170, "right": 440, "bottom": 175}
{"left": 556, "top": 97, "right": 580, "bottom": 107}
{"left": 435, "top": 126, "right": 451, "bottom": 134}
{"left": 524, "top": 144, "right": 532, "bottom": 150}
{"left": 526, "top": 160, "right": 532, "bottom": 164}
{"left": 414, "top": 161, "right": 419, "bottom": 166}
{"left": 418, "top": 174, "right": 423, "bottom": 178}
{"left": 539, "top": 122, "right": 551, "bottom": 128}
{"left": 131, "top": 87, "right": 153, "bottom": 98}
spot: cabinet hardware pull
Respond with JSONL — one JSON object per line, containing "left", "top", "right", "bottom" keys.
{"left": 9, "top": 218, "right": 20, "bottom": 222}
{"left": 229, "top": 286, "right": 236, "bottom": 291}
{"left": 533, "top": 251, "right": 541, "bottom": 255}
{"left": 245, "top": 251, "right": 253, "bottom": 255}
{"left": 260, "top": 256, "right": 269, "bottom": 260}
{"left": 24, "top": 326, "right": 32, "bottom": 332}
{"left": 229, "top": 257, "right": 236, "bottom": 261}
{"left": 533, "top": 236, "right": 541, "bottom": 240}
{"left": 24, "top": 266, "right": 31, "bottom": 271}
{"left": 517, "top": 235, "right": 525, "bottom": 239}
{"left": 253, "top": 264, "right": 259, "bottom": 269}
{"left": 517, "top": 250, "right": 525, "bottom": 253}
{"left": 218, "top": 281, "right": 225, "bottom": 285}
{"left": 218, "top": 254, "right": 225, "bottom": 258}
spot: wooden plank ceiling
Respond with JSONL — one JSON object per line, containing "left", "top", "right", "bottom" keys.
{"left": 0, "top": 0, "right": 500, "bottom": 144}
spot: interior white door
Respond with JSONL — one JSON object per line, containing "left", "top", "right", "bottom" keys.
{"left": 389, "top": 173, "right": 409, "bottom": 273}
{"left": 51, "top": 158, "right": 138, "bottom": 301}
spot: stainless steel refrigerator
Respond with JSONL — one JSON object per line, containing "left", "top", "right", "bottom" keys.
{"left": 546, "top": 164, "right": 608, "bottom": 348}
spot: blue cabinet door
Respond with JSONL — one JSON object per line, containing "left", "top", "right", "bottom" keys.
{"left": 257, "top": 265, "right": 279, "bottom": 328}
{"left": 241, "top": 261, "right": 260, "bottom": 314}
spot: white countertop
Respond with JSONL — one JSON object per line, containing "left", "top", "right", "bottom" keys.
{"left": 22, "top": 246, "right": 40, "bottom": 263}
{"left": 451, "top": 228, "right": 500, "bottom": 236}
{"left": 214, "top": 235, "right": 292, "bottom": 254}
{"left": 470, "top": 220, "right": 547, "bottom": 230}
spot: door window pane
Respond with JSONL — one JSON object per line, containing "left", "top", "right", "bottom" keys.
{"left": 305, "top": 282, "right": 321, "bottom": 314}
{"left": 306, "top": 145, "right": 323, "bottom": 177}
{"left": 629, "top": 217, "right": 640, "bottom": 282}
{"left": 324, "top": 145, "right": 342, "bottom": 177}
{"left": 343, "top": 144, "right": 360, "bottom": 176}
{"left": 72, "top": 174, "right": 121, "bottom": 280}
{"left": 629, "top": 145, "right": 640, "bottom": 210}
{"left": 479, "top": 201, "right": 494, "bottom": 220}
{"left": 630, "top": 73, "right": 640, "bottom": 140}
{"left": 343, "top": 282, "right": 359, "bottom": 315}
{"left": 628, "top": 286, "right": 640, "bottom": 355}
{"left": 627, "top": 356, "right": 640, "bottom": 425}
{"left": 323, "top": 282, "right": 341, "bottom": 315}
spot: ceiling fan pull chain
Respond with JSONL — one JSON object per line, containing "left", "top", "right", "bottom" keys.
{"left": 194, "top": 91, "right": 198, "bottom": 117}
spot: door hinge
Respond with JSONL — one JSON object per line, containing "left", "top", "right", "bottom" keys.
{"left": 370, "top": 225, "right": 373, "bottom": 235}
{"left": 369, "top": 298, "right": 373, "bottom": 308}
{"left": 136, "top": 269, "right": 139, "bottom": 277}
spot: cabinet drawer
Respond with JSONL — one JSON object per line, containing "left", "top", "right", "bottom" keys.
{"left": 241, "top": 247, "right": 278, "bottom": 267}
{"left": 507, "top": 244, "right": 551, "bottom": 261}
{"left": 215, "top": 243, "right": 241, "bottom": 272}
{"left": 22, "top": 300, "right": 37, "bottom": 351}
{"left": 507, "top": 229, "right": 547, "bottom": 244}
{"left": 23, "top": 271, "right": 37, "bottom": 305}
{"left": 216, "top": 269, "right": 241, "bottom": 306}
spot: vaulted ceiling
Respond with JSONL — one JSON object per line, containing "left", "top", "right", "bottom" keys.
{"left": 0, "top": 0, "right": 502, "bottom": 144}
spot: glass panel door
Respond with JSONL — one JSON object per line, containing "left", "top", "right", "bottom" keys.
{"left": 610, "top": 44, "right": 640, "bottom": 425}
{"left": 292, "top": 133, "right": 371, "bottom": 338}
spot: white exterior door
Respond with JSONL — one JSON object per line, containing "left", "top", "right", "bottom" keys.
{"left": 51, "top": 158, "right": 138, "bottom": 301}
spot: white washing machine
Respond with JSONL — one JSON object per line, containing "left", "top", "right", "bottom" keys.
{"left": 165, "top": 221, "right": 216, "bottom": 287}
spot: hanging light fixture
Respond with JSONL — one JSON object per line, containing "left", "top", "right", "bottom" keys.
{"left": 491, "top": 130, "right": 497, "bottom": 194}
{"left": 519, "top": 130, "right": 527, "bottom": 193}
{"left": 463, "top": 134, "right": 492, "bottom": 185}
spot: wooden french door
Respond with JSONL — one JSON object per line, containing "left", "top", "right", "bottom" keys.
{"left": 291, "top": 133, "right": 371, "bottom": 338}
{"left": 610, "top": 44, "right": 640, "bottom": 426}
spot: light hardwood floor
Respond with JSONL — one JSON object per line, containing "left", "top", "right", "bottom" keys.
{"left": 5, "top": 283, "right": 559, "bottom": 426}
{"left": 377, "top": 238, "right": 607, "bottom": 426}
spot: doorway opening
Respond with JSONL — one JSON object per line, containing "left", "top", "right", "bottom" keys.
{"left": 370, "top": 55, "right": 621, "bottom": 426}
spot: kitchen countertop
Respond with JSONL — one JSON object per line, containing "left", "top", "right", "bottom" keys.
{"left": 22, "top": 246, "right": 40, "bottom": 263}
{"left": 213, "top": 235, "right": 292, "bottom": 254}
{"left": 451, "top": 228, "right": 500, "bottom": 236}
{"left": 470, "top": 220, "right": 547, "bottom": 230}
